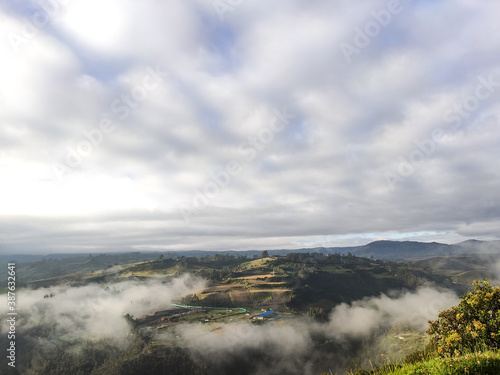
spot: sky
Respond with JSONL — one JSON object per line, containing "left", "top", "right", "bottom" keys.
{"left": 1, "top": 0, "right": 500, "bottom": 254}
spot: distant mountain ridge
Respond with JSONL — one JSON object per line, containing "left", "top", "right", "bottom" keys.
{"left": 2, "top": 239, "right": 500, "bottom": 264}
{"left": 352, "top": 239, "right": 500, "bottom": 260}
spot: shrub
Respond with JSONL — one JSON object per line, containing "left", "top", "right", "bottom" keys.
{"left": 427, "top": 280, "right": 500, "bottom": 356}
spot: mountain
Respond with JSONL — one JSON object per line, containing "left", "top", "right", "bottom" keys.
{"left": 2, "top": 240, "right": 499, "bottom": 267}
{"left": 352, "top": 240, "right": 451, "bottom": 260}
{"left": 353, "top": 239, "right": 500, "bottom": 260}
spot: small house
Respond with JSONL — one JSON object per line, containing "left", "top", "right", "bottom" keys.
{"left": 253, "top": 311, "right": 276, "bottom": 320}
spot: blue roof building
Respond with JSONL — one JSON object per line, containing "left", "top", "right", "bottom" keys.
{"left": 253, "top": 311, "right": 276, "bottom": 319}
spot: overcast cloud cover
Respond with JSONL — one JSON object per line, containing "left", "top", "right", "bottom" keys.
{"left": 1, "top": 0, "right": 500, "bottom": 254}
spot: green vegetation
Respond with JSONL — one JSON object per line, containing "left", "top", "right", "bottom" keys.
{"left": 362, "top": 351, "right": 500, "bottom": 375}
{"left": 7, "top": 248, "right": 500, "bottom": 375}
{"left": 11, "top": 250, "right": 477, "bottom": 318}
{"left": 337, "top": 280, "right": 500, "bottom": 375}
{"left": 428, "top": 280, "right": 500, "bottom": 357}
{"left": 2, "top": 253, "right": 169, "bottom": 285}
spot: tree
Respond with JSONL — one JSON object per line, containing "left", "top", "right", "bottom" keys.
{"left": 427, "top": 280, "right": 500, "bottom": 356}
{"left": 261, "top": 250, "right": 269, "bottom": 258}
{"left": 181, "top": 294, "right": 200, "bottom": 306}
{"left": 307, "top": 307, "right": 328, "bottom": 321}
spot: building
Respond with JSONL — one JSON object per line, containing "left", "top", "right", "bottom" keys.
{"left": 253, "top": 311, "right": 276, "bottom": 320}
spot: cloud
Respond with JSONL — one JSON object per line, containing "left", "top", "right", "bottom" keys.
{"left": 0, "top": 274, "right": 206, "bottom": 342}
{"left": 326, "top": 286, "right": 458, "bottom": 338}
{"left": 0, "top": 272, "right": 460, "bottom": 374}
{"left": 1, "top": 0, "right": 500, "bottom": 253}
{"left": 174, "top": 286, "right": 458, "bottom": 374}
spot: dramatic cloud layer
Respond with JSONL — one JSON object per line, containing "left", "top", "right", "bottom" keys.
{"left": 1, "top": 0, "right": 500, "bottom": 253}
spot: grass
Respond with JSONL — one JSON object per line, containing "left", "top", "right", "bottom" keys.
{"left": 239, "top": 258, "right": 276, "bottom": 271}
{"left": 250, "top": 291, "right": 273, "bottom": 303}
{"left": 351, "top": 351, "right": 500, "bottom": 375}
{"left": 320, "top": 265, "right": 353, "bottom": 274}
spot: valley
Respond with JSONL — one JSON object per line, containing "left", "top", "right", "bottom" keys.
{"left": 2, "top": 241, "right": 500, "bottom": 374}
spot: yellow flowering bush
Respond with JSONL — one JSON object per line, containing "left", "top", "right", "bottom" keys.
{"left": 427, "top": 280, "right": 500, "bottom": 356}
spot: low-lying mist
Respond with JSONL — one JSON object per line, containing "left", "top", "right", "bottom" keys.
{"left": 1, "top": 274, "right": 206, "bottom": 343}
{"left": 327, "top": 286, "right": 458, "bottom": 337}
{"left": 171, "top": 286, "right": 458, "bottom": 374}
{"left": 1, "top": 276, "right": 459, "bottom": 374}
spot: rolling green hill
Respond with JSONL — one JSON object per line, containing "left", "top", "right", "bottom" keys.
{"left": 13, "top": 251, "right": 476, "bottom": 311}
{"left": 5, "top": 247, "right": 500, "bottom": 375}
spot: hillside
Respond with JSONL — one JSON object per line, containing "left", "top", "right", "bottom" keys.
{"left": 5, "top": 239, "right": 500, "bottom": 294}
{"left": 5, "top": 249, "right": 500, "bottom": 375}
{"left": 3, "top": 240, "right": 500, "bottom": 283}
{"left": 343, "top": 351, "right": 500, "bottom": 375}
{"left": 345, "top": 280, "right": 500, "bottom": 375}
{"left": 15, "top": 252, "right": 465, "bottom": 309}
